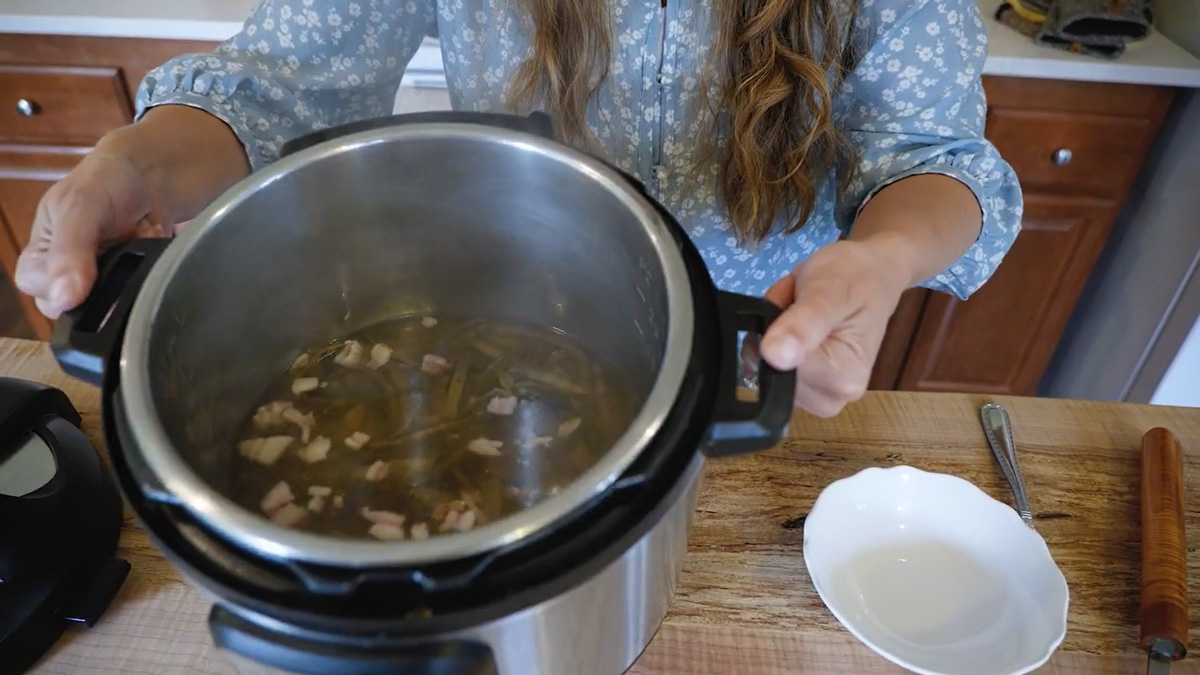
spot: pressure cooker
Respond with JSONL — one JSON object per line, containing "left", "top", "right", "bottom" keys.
{"left": 51, "top": 111, "right": 796, "bottom": 674}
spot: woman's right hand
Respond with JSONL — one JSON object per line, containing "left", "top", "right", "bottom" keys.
{"left": 14, "top": 144, "right": 169, "bottom": 320}
{"left": 14, "top": 105, "right": 250, "bottom": 320}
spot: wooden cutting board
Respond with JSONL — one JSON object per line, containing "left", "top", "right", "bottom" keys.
{"left": 2, "top": 338, "right": 1197, "bottom": 674}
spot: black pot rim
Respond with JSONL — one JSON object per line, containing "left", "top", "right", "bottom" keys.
{"left": 113, "top": 121, "right": 700, "bottom": 569}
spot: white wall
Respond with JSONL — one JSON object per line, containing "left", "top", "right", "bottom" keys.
{"left": 394, "top": 86, "right": 452, "bottom": 113}
{"left": 1152, "top": 1, "right": 1197, "bottom": 47}
{"left": 1152, "top": 317, "right": 1200, "bottom": 406}
{"left": 1147, "top": 1, "right": 1200, "bottom": 408}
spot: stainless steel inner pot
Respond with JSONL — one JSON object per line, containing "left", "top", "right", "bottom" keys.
{"left": 115, "top": 122, "right": 695, "bottom": 568}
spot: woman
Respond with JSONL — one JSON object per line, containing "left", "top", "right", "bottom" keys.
{"left": 14, "top": 0, "right": 1021, "bottom": 417}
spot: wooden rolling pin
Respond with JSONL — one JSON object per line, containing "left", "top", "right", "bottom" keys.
{"left": 1141, "top": 427, "right": 1190, "bottom": 675}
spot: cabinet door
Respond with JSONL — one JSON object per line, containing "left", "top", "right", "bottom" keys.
{"left": 896, "top": 195, "right": 1117, "bottom": 395}
{"left": 0, "top": 149, "right": 85, "bottom": 341}
{"left": 869, "top": 288, "right": 929, "bottom": 390}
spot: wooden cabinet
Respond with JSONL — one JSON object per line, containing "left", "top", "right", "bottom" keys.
{"left": 0, "top": 169, "right": 68, "bottom": 341}
{"left": 0, "top": 34, "right": 215, "bottom": 339}
{"left": 872, "top": 78, "right": 1175, "bottom": 395}
{"left": 892, "top": 197, "right": 1117, "bottom": 394}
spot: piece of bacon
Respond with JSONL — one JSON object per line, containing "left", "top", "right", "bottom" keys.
{"left": 240, "top": 436, "right": 294, "bottom": 466}
{"left": 297, "top": 436, "right": 331, "bottom": 464}
{"left": 421, "top": 354, "right": 451, "bottom": 374}
{"left": 439, "top": 510, "right": 461, "bottom": 532}
{"left": 291, "top": 377, "right": 320, "bottom": 395}
{"left": 271, "top": 503, "right": 309, "bottom": 527}
{"left": 367, "top": 343, "right": 393, "bottom": 369}
{"left": 467, "top": 438, "right": 503, "bottom": 457}
{"left": 252, "top": 401, "right": 292, "bottom": 430}
{"left": 368, "top": 523, "right": 406, "bottom": 540}
{"left": 410, "top": 522, "right": 430, "bottom": 540}
{"left": 558, "top": 417, "right": 582, "bottom": 438}
{"left": 260, "top": 480, "right": 295, "bottom": 515}
{"left": 334, "top": 340, "right": 366, "bottom": 367}
{"left": 345, "top": 431, "right": 371, "bottom": 450}
{"left": 365, "top": 460, "right": 391, "bottom": 481}
{"left": 360, "top": 507, "right": 406, "bottom": 527}
{"left": 486, "top": 396, "right": 518, "bottom": 416}
{"left": 282, "top": 407, "right": 316, "bottom": 443}
{"left": 455, "top": 509, "right": 477, "bottom": 533}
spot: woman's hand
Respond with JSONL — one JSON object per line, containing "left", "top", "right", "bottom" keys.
{"left": 15, "top": 150, "right": 166, "bottom": 319}
{"left": 757, "top": 239, "right": 907, "bottom": 418}
{"left": 755, "top": 173, "right": 985, "bottom": 417}
{"left": 14, "top": 105, "right": 248, "bottom": 319}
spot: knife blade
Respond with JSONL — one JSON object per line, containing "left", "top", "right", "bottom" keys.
{"left": 1140, "top": 427, "right": 1189, "bottom": 675}
{"left": 1148, "top": 647, "right": 1174, "bottom": 675}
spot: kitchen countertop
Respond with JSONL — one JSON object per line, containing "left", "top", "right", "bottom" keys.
{"left": 0, "top": 0, "right": 446, "bottom": 82}
{"left": 4, "top": 337, "right": 1197, "bottom": 674}
{"left": 977, "top": 0, "right": 1200, "bottom": 88}
{"left": 2, "top": 0, "right": 1199, "bottom": 89}
{"left": 0, "top": 0, "right": 253, "bottom": 42}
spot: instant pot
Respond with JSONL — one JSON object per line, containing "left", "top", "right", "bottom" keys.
{"left": 51, "top": 111, "right": 797, "bottom": 674}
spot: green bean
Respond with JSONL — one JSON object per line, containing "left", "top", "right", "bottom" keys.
{"left": 497, "top": 370, "right": 515, "bottom": 392}
{"left": 230, "top": 314, "right": 636, "bottom": 540}
{"left": 445, "top": 361, "right": 469, "bottom": 416}
{"left": 513, "top": 365, "right": 589, "bottom": 394}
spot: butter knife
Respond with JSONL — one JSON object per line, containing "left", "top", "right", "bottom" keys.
{"left": 980, "top": 403, "right": 1033, "bottom": 527}
{"left": 1140, "top": 428, "right": 1189, "bottom": 675}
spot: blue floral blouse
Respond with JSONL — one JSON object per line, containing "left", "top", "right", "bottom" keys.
{"left": 137, "top": 0, "right": 1022, "bottom": 299}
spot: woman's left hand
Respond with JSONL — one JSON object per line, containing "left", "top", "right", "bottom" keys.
{"left": 757, "top": 239, "right": 908, "bottom": 418}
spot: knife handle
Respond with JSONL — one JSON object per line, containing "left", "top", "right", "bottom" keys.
{"left": 1140, "top": 427, "right": 1189, "bottom": 657}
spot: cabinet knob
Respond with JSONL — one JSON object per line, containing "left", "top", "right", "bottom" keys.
{"left": 1052, "top": 148, "right": 1073, "bottom": 166}
{"left": 15, "top": 98, "right": 40, "bottom": 117}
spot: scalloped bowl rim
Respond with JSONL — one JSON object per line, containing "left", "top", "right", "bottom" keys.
{"left": 802, "top": 465, "right": 1070, "bottom": 675}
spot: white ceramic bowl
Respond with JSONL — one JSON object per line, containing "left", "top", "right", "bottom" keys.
{"left": 803, "top": 466, "right": 1069, "bottom": 675}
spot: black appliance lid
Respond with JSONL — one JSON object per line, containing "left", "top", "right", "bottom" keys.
{"left": 0, "top": 377, "right": 130, "bottom": 673}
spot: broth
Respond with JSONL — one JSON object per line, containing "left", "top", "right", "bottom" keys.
{"left": 231, "top": 315, "right": 639, "bottom": 541}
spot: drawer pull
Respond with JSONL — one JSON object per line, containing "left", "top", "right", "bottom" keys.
{"left": 1052, "top": 148, "right": 1073, "bottom": 166}
{"left": 15, "top": 98, "right": 40, "bottom": 117}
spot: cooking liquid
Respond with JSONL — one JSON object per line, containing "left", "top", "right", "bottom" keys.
{"left": 829, "top": 540, "right": 1009, "bottom": 646}
{"left": 826, "top": 538, "right": 1062, "bottom": 673}
{"left": 230, "top": 315, "right": 639, "bottom": 540}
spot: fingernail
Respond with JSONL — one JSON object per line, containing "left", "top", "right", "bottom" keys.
{"left": 48, "top": 275, "right": 80, "bottom": 314}
{"left": 763, "top": 335, "right": 801, "bottom": 368}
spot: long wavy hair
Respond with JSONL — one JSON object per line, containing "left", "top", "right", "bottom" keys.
{"left": 507, "top": 0, "right": 861, "bottom": 243}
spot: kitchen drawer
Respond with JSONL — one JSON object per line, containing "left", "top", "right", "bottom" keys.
{"left": 0, "top": 65, "right": 132, "bottom": 146}
{"left": 985, "top": 107, "right": 1157, "bottom": 199}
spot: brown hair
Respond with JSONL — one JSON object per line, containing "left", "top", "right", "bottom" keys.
{"left": 507, "top": 0, "right": 860, "bottom": 243}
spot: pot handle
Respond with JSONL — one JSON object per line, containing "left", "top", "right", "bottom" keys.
{"left": 702, "top": 291, "right": 796, "bottom": 457}
{"left": 280, "top": 111, "right": 557, "bottom": 157}
{"left": 209, "top": 605, "right": 499, "bottom": 675}
{"left": 51, "top": 239, "right": 171, "bottom": 387}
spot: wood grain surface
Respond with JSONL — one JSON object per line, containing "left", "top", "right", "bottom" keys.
{"left": 1140, "top": 428, "right": 1190, "bottom": 654}
{"left": 2, "top": 338, "right": 1198, "bottom": 674}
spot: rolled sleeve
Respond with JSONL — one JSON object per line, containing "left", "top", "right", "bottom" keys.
{"left": 836, "top": 0, "right": 1024, "bottom": 300}
{"left": 136, "top": 0, "right": 436, "bottom": 171}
